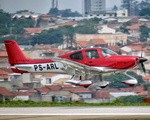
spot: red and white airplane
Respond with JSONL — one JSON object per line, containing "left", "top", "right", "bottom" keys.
{"left": 4, "top": 40, "right": 147, "bottom": 88}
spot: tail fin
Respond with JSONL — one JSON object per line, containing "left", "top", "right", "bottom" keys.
{"left": 4, "top": 40, "right": 31, "bottom": 65}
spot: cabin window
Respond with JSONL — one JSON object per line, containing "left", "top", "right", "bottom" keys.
{"left": 101, "top": 48, "right": 117, "bottom": 57}
{"left": 70, "top": 51, "right": 83, "bottom": 60}
{"left": 85, "top": 49, "right": 99, "bottom": 59}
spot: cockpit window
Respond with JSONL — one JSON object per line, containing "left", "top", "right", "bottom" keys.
{"left": 70, "top": 51, "right": 83, "bottom": 60}
{"left": 101, "top": 48, "right": 118, "bottom": 57}
{"left": 85, "top": 49, "right": 99, "bottom": 59}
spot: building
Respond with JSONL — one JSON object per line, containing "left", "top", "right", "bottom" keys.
{"left": 84, "top": 0, "right": 106, "bottom": 16}
{"left": 0, "top": 87, "right": 14, "bottom": 101}
{"left": 75, "top": 33, "right": 127, "bottom": 46}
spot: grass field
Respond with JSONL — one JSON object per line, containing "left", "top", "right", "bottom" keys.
{"left": 0, "top": 99, "right": 150, "bottom": 107}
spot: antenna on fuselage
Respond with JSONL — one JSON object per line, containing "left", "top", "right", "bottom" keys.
{"left": 74, "top": 40, "right": 83, "bottom": 49}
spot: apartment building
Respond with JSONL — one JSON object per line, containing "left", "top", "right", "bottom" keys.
{"left": 84, "top": 0, "right": 106, "bottom": 16}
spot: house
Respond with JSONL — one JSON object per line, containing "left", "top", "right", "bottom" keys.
{"left": 45, "top": 90, "right": 79, "bottom": 102}
{"left": 120, "top": 86, "right": 147, "bottom": 96}
{"left": 41, "top": 74, "right": 71, "bottom": 86}
{"left": 98, "top": 25, "right": 116, "bottom": 34}
{"left": 128, "top": 23, "right": 150, "bottom": 38}
{"left": 75, "top": 33, "right": 127, "bottom": 46}
{"left": 109, "top": 92, "right": 137, "bottom": 102}
{"left": 120, "top": 46, "right": 145, "bottom": 57}
{"left": 58, "top": 49, "right": 70, "bottom": 56}
{"left": 65, "top": 89, "right": 92, "bottom": 99}
{"left": 107, "top": 46, "right": 121, "bottom": 53}
{"left": 23, "top": 28, "right": 42, "bottom": 37}
{"left": 0, "top": 51, "right": 8, "bottom": 67}
{"left": 41, "top": 48, "right": 59, "bottom": 58}
{"left": 76, "top": 41, "right": 89, "bottom": 48}
{"left": 143, "top": 75, "right": 150, "bottom": 83}
{"left": 0, "top": 70, "right": 9, "bottom": 81}
{"left": 84, "top": 90, "right": 110, "bottom": 103}
{"left": 16, "top": 87, "right": 29, "bottom": 92}
{"left": 46, "top": 85, "right": 62, "bottom": 91}
{"left": 86, "top": 39, "right": 107, "bottom": 48}
{"left": 38, "top": 14, "right": 58, "bottom": 29}
{"left": 127, "top": 18, "right": 139, "bottom": 25}
{"left": 59, "top": 22, "right": 77, "bottom": 27}
{"left": 11, "top": 91, "right": 31, "bottom": 100}
{"left": 34, "top": 87, "right": 50, "bottom": 95}
{"left": 0, "top": 87, "right": 14, "bottom": 101}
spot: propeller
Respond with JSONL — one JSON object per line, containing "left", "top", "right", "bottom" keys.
{"left": 139, "top": 51, "right": 148, "bottom": 74}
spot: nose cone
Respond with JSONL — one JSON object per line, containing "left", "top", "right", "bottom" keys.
{"left": 139, "top": 57, "right": 147, "bottom": 63}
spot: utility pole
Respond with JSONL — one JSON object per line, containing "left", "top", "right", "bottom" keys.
{"left": 52, "top": 0, "right": 58, "bottom": 8}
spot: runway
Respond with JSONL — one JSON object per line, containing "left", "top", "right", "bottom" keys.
{"left": 0, "top": 106, "right": 150, "bottom": 120}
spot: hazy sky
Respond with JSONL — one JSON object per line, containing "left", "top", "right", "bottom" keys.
{"left": 0, "top": 0, "right": 141, "bottom": 14}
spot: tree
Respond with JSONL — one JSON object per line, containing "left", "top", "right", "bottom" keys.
{"left": 32, "top": 28, "right": 64, "bottom": 45}
{"left": 16, "top": 10, "right": 34, "bottom": 14}
{"left": 47, "top": 8, "right": 82, "bottom": 17}
{"left": 59, "top": 25, "right": 75, "bottom": 49}
{"left": 47, "top": 8, "right": 59, "bottom": 17}
{"left": 104, "top": 71, "right": 144, "bottom": 88}
{"left": 0, "top": 12, "right": 11, "bottom": 35}
{"left": 12, "top": 19, "right": 35, "bottom": 34}
{"left": 112, "top": 5, "right": 118, "bottom": 11}
{"left": 119, "top": 26, "right": 130, "bottom": 34}
{"left": 139, "top": 7, "right": 150, "bottom": 16}
{"left": 120, "top": 95, "right": 145, "bottom": 103}
{"left": 139, "top": 24, "right": 149, "bottom": 42}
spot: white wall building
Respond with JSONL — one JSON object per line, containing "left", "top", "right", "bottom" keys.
{"left": 98, "top": 25, "right": 116, "bottom": 34}
{"left": 40, "top": 74, "right": 71, "bottom": 86}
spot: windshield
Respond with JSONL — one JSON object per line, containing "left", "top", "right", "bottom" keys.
{"left": 101, "top": 48, "right": 118, "bottom": 57}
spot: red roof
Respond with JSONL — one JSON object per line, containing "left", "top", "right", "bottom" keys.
{"left": 128, "top": 23, "right": 150, "bottom": 30}
{"left": 11, "top": 91, "right": 31, "bottom": 96}
{"left": 107, "top": 46, "right": 120, "bottom": 52}
{"left": 59, "top": 22, "right": 77, "bottom": 27}
{"left": 0, "top": 74, "right": 8, "bottom": 79}
{"left": 43, "top": 48, "right": 59, "bottom": 54}
{"left": 128, "top": 18, "right": 139, "bottom": 23}
{"left": 127, "top": 46, "right": 143, "bottom": 51}
{"left": 24, "top": 28, "right": 42, "bottom": 34}
{"left": 16, "top": 87, "right": 29, "bottom": 90}
{"left": 77, "top": 41, "right": 89, "bottom": 47}
{"left": 0, "top": 58, "right": 7, "bottom": 62}
{"left": 143, "top": 75, "right": 150, "bottom": 79}
{"left": 35, "top": 87, "right": 50, "bottom": 93}
{"left": 0, "top": 51, "right": 8, "bottom": 56}
{"left": 66, "top": 89, "right": 91, "bottom": 93}
{"left": 58, "top": 49, "right": 70, "bottom": 56}
{"left": 0, "top": 70, "right": 9, "bottom": 75}
{"left": 120, "top": 86, "right": 144, "bottom": 93}
{"left": 0, "top": 87, "right": 14, "bottom": 96}
{"left": 25, "top": 89, "right": 35, "bottom": 93}
{"left": 43, "top": 74, "right": 56, "bottom": 77}
{"left": 91, "top": 39, "right": 106, "bottom": 44}
{"left": 58, "top": 84, "right": 74, "bottom": 88}
{"left": 46, "top": 85, "right": 62, "bottom": 91}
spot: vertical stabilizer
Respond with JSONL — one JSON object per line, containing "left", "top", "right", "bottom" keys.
{"left": 4, "top": 40, "right": 30, "bottom": 65}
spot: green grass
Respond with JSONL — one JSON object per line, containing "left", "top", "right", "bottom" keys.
{"left": 0, "top": 100, "right": 150, "bottom": 107}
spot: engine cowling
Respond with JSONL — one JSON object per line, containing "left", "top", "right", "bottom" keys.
{"left": 121, "top": 79, "right": 138, "bottom": 86}
{"left": 65, "top": 80, "right": 92, "bottom": 88}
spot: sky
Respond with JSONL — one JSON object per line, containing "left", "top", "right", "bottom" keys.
{"left": 0, "top": 0, "right": 141, "bottom": 14}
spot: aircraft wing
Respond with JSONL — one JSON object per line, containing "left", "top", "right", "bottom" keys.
{"left": 50, "top": 57, "right": 104, "bottom": 75}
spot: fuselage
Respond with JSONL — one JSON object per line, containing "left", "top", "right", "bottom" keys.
{"left": 11, "top": 47, "right": 140, "bottom": 74}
